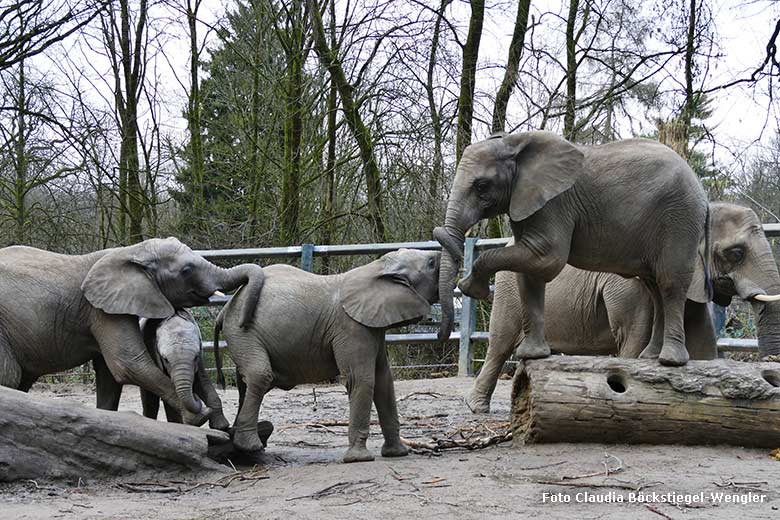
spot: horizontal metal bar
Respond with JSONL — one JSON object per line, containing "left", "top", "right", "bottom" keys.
{"left": 763, "top": 223, "right": 780, "bottom": 237}
{"left": 716, "top": 338, "right": 758, "bottom": 351}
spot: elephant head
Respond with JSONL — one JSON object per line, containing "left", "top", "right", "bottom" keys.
{"left": 341, "top": 249, "right": 440, "bottom": 329}
{"left": 141, "top": 311, "right": 204, "bottom": 415}
{"left": 693, "top": 203, "right": 780, "bottom": 358}
{"left": 434, "top": 132, "right": 584, "bottom": 340}
{"left": 81, "top": 237, "right": 263, "bottom": 326}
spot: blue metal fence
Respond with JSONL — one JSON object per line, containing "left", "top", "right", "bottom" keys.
{"left": 197, "top": 224, "right": 780, "bottom": 376}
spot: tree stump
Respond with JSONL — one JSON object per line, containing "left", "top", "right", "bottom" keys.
{"left": 0, "top": 386, "right": 229, "bottom": 482}
{"left": 511, "top": 356, "right": 780, "bottom": 447}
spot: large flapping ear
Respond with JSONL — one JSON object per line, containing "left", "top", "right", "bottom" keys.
{"left": 504, "top": 132, "right": 585, "bottom": 222}
{"left": 341, "top": 254, "right": 432, "bottom": 329}
{"left": 81, "top": 242, "right": 175, "bottom": 319}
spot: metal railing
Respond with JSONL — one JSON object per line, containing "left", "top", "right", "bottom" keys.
{"left": 195, "top": 224, "right": 779, "bottom": 376}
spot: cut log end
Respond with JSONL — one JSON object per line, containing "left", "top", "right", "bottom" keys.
{"left": 510, "top": 356, "right": 780, "bottom": 448}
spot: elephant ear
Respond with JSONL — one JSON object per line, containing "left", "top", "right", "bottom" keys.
{"left": 81, "top": 243, "right": 175, "bottom": 319}
{"left": 504, "top": 132, "right": 585, "bottom": 222}
{"left": 341, "top": 253, "right": 432, "bottom": 329}
{"left": 687, "top": 240, "right": 711, "bottom": 303}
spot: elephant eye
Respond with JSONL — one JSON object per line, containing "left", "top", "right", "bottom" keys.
{"left": 474, "top": 178, "right": 490, "bottom": 194}
{"left": 181, "top": 264, "right": 193, "bottom": 276}
{"left": 428, "top": 257, "right": 436, "bottom": 269}
{"left": 723, "top": 247, "right": 745, "bottom": 264}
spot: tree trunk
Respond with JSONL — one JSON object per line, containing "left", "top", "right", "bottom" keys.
{"left": 320, "top": 0, "right": 338, "bottom": 271}
{"left": 491, "top": 0, "right": 531, "bottom": 134}
{"left": 0, "top": 386, "right": 227, "bottom": 482}
{"left": 187, "top": 0, "right": 205, "bottom": 218}
{"left": 563, "top": 0, "right": 579, "bottom": 140}
{"left": 455, "top": 0, "right": 485, "bottom": 162}
{"left": 511, "top": 356, "right": 780, "bottom": 448}
{"left": 308, "top": 0, "right": 386, "bottom": 242}
{"left": 13, "top": 59, "right": 27, "bottom": 245}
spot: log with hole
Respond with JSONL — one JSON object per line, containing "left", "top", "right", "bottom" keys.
{"left": 511, "top": 356, "right": 780, "bottom": 448}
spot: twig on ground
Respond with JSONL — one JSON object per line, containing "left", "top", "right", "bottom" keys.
{"left": 517, "top": 461, "right": 567, "bottom": 471}
{"left": 399, "top": 423, "right": 512, "bottom": 454}
{"left": 530, "top": 479, "right": 661, "bottom": 492}
{"left": 645, "top": 504, "right": 675, "bottom": 519}
{"left": 713, "top": 478, "right": 768, "bottom": 492}
{"left": 286, "top": 479, "right": 378, "bottom": 501}
{"left": 397, "top": 391, "right": 443, "bottom": 402}
{"left": 560, "top": 453, "right": 623, "bottom": 480}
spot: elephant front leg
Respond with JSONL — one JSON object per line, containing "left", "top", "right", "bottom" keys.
{"left": 91, "top": 313, "right": 211, "bottom": 426}
{"left": 232, "top": 348, "right": 273, "bottom": 452}
{"left": 513, "top": 273, "right": 551, "bottom": 359}
{"left": 373, "top": 347, "right": 408, "bottom": 458}
{"left": 93, "top": 356, "right": 123, "bottom": 410}
{"left": 342, "top": 368, "right": 376, "bottom": 463}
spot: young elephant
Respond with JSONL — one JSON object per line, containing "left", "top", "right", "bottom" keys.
{"left": 139, "top": 311, "right": 230, "bottom": 431}
{"left": 214, "top": 249, "right": 440, "bottom": 463}
{"left": 467, "top": 202, "right": 780, "bottom": 413}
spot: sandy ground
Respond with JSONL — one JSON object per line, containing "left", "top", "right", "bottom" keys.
{"left": 2, "top": 376, "right": 779, "bottom": 520}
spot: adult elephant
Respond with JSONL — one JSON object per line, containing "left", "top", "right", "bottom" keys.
{"left": 435, "top": 132, "right": 710, "bottom": 366}
{"left": 467, "top": 202, "right": 780, "bottom": 413}
{"left": 0, "top": 237, "right": 263, "bottom": 425}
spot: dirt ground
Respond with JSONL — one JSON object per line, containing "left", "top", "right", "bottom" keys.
{"left": 2, "top": 376, "right": 779, "bottom": 520}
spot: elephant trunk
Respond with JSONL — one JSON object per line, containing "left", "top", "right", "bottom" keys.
{"left": 754, "top": 302, "right": 780, "bottom": 358}
{"left": 434, "top": 198, "right": 469, "bottom": 341}
{"left": 171, "top": 364, "right": 200, "bottom": 414}
{"left": 212, "top": 263, "right": 264, "bottom": 328}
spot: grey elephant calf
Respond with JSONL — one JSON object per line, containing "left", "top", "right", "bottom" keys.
{"left": 94, "top": 310, "right": 229, "bottom": 430}
{"left": 214, "top": 249, "right": 440, "bottom": 463}
{"left": 467, "top": 202, "right": 780, "bottom": 413}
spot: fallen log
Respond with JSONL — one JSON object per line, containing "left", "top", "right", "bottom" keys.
{"left": 0, "top": 386, "right": 229, "bottom": 482}
{"left": 511, "top": 356, "right": 780, "bottom": 447}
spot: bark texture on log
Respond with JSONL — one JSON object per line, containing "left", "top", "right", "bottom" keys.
{"left": 511, "top": 356, "right": 780, "bottom": 448}
{"left": 0, "top": 386, "right": 229, "bottom": 482}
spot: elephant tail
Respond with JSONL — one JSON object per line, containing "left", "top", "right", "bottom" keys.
{"left": 214, "top": 306, "right": 227, "bottom": 390}
{"left": 703, "top": 204, "right": 713, "bottom": 300}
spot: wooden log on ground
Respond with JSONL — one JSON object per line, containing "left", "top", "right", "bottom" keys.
{"left": 0, "top": 386, "right": 229, "bottom": 482}
{"left": 511, "top": 356, "right": 780, "bottom": 447}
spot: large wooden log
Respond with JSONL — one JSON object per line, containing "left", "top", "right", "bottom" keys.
{"left": 511, "top": 356, "right": 780, "bottom": 447}
{"left": 0, "top": 386, "right": 229, "bottom": 482}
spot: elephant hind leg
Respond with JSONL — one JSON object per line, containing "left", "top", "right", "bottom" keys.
{"left": 232, "top": 347, "right": 273, "bottom": 452}
{"left": 638, "top": 279, "right": 665, "bottom": 359}
{"left": 0, "top": 339, "right": 22, "bottom": 390}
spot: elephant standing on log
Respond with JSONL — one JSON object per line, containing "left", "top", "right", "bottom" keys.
{"left": 468, "top": 202, "right": 780, "bottom": 413}
{"left": 435, "top": 132, "right": 710, "bottom": 366}
{"left": 0, "top": 237, "right": 263, "bottom": 425}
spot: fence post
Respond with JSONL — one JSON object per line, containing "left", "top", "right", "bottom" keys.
{"left": 300, "top": 243, "right": 314, "bottom": 272}
{"left": 458, "top": 237, "right": 479, "bottom": 377}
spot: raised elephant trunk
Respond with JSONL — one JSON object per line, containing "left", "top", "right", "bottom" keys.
{"left": 171, "top": 364, "right": 200, "bottom": 414}
{"left": 212, "top": 263, "right": 264, "bottom": 328}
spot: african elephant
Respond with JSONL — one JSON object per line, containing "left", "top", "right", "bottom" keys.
{"left": 435, "top": 132, "right": 710, "bottom": 366}
{"left": 0, "top": 237, "right": 263, "bottom": 425}
{"left": 466, "top": 202, "right": 780, "bottom": 413}
{"left": 213, "top": 249, "right": 440, "bottom": 462}
{"left": 93, "top": 310, "right": 230, "bottom": 430}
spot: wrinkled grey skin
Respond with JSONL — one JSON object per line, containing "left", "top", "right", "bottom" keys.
{"left": 435, "top": 132, "right": 709, "bottom": 366}
{"left": 94, "top": 311, "right": 230, "bottom": 430}
{"left": 214, "top": 249, "right": 439, "bottom": 463}
{"left": 0, "top": 237, "right": 263, "bottom": 425}
{"left": 467, "top": 203, "right": 780, "bottom": 413}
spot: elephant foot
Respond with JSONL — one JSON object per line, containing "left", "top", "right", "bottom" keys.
{"left": 257, "top": 420, "right": 274, "bottom": 447}
{"left": 343, "top": 445, "right": 375, "bottom": 463}
{"left": 465, "top": 389, "right": 490, "bottom": 414}
{"left": 658, "top": 343, "right": 690, "bottom": 367}
{"left": 514, "top": 339, "right": 551, "bottom": 360}
{"left": 638, "top": 342, "right": 662, "bottom": 359}
{"left": 233, "top": 428, "right": 265, "bottom": 453}
{"left": 381, "top": 440, "right": 409, "bottom": 458}
{"left": 458, "top": 274, "right": 491, "bottom": 300}
{"left": 209, "top": 410, "right": 231, "bottom": 432}
{"left": 182, "top": 406, "right": 212, "bottom": 427}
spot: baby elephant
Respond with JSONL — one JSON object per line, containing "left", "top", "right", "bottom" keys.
{"left": 214, "top": 249, "right": 440, "bottom": 463}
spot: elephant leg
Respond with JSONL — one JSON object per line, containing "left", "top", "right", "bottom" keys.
{"left": 684, "top": 300, "right": 718, "bottom": 360}
{"left": 373, "top": 346, "right": 407, "bottom": 458}
{"left": 603, "top": 280, "right": 654, "bottom": 358}
{"left": 236, "top": 366, "right": 246, "bottom": 412}
{"left": 195, "top": 360, "right": 230, "bottom": 431}
{"left": 18, "top": 372, "right": 38, "bottom": 392}
{"left": 638, "top": 280, "right": 665, "bottom": 359}
{"left": 91, "top": 312, "right": 210, "bottom": 426}
{"left": 334, "top": 331, "right": 378, "bottom": 463}
{"left": 513, "top": 273, "right": 551, "bottom": 359}
{"left": 140, "top": 388, "right": 161, "bottom": 419}
{"left": 94, "top": 356, "right": 123, "bottom": 411}
{"left": 467, "top": 271, "right": 524, "bottom": 414}
{"left": 232, "top": 347, "right": 272, "bottom": 452}
{"left": 0, "top": 338, "right": 22, "bottom": 390}
{"left": 656, "top": 277, "right": 691, "bottom": 366}
{"left": 163, "top": 402, "right": 183, "bottom": 423}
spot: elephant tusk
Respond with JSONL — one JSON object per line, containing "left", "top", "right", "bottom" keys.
{"left": 753, "top": 293, "right": 780, "bottom": 302}
{"left": 212, "top": 290, "right": 226, "bottom": 298}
